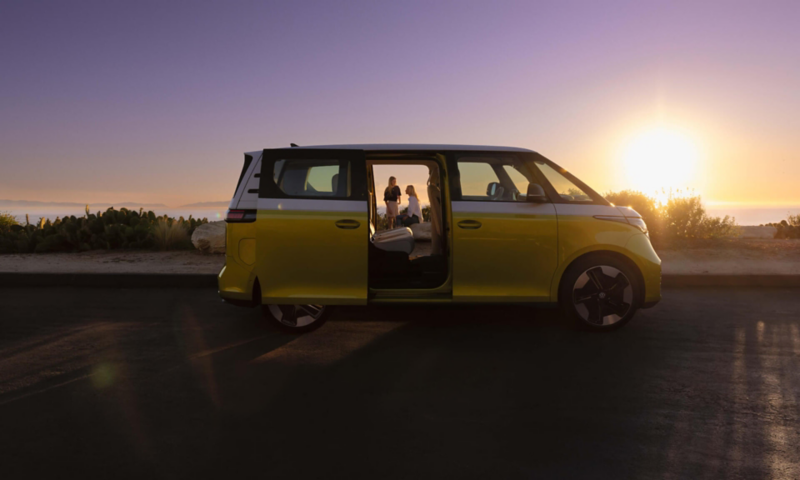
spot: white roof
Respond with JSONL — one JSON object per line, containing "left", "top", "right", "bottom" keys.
{"left": 246, "top": 144, "right": 534, "bottom": 157}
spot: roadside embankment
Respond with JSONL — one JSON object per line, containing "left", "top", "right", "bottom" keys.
{"left": 1, "top": 238, "right": 798, "bottom": 288}
{"left": 0, "top": 250, "right": 224, "bottom": 274}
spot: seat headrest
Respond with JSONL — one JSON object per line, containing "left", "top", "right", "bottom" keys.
{"left": 331, "top": 174, "right": 339, "bottom": 194}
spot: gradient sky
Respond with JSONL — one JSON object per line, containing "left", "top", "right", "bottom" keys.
{"left": 2, "top": 0, "right": 799, "bottom": 207}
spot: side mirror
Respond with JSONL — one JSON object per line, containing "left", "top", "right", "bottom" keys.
{"left": 526, "top": 183, "right": 549, "bottom": 203}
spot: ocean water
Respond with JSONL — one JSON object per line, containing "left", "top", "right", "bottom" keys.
{"left": 704, "top": 206, "right": 800, "bottom": 226}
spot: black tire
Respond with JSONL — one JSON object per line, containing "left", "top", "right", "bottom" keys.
{"left": 261, "top": 304, "right": 332, "bottom": 333}
{"left": 559, "top": 255, "right": 641, "bottom": 332}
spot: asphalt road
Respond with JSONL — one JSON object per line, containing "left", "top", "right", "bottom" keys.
{"left": 1, "top": 287, "right": 799, "bottom": 479}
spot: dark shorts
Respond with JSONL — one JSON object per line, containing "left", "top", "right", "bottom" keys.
{"left": 398, "top": 214, "right": 420, "bottom": 227}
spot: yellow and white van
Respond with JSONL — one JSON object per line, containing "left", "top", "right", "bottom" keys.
{"left": 218, "top": 145, "right": 661, "bottom": 332}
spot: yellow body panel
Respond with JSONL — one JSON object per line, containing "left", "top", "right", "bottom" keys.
{"left": 220, "top": 212, "right": 661, "bottom": 306}
{"left": 254, "top": 210, "right": 368, "bottom": 305}
{"left": 547, "top": 216, "right": 662, "bottom": 304}
{"left": 220, "top": 214, "right": 661, "bottom": 307}
{"left": 452, "top": 209, "right": 558, "bottom": 301}
{"left": 218, "top": 222, "right": 258, "bottom": 302}
{"left": 625, "top": 233, "right": 663, "bottom": 304}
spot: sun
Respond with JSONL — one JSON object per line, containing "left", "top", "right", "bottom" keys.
{"left": 621, "top": 127, "right": 700, "bottom": 201}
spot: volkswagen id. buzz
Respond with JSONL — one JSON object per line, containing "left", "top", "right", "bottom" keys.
{"left": 218, "top": 145, "right": 661, "bottom": 332}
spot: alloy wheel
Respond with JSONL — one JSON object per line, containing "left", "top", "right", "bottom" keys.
{"left": 268, "top": 304, "right": 326, "bottom": 328}
{"left": 572, "top": 266, "right": 633, "bottom": 326}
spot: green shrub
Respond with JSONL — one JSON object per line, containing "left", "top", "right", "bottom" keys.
{"left": 605, "top": 191, "right": 738, "bottom": 243}
{"left": 0, "top": 211, "right": 18, "bottom": 228}
{"left": 0, "top": 207, "right": 207, "bottom": 254}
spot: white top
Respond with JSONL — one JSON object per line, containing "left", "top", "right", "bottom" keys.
{"left": 407, "top": 196, "right": 423, "bottom": 222}
{"left": 245, "top": 144, "right": 534, "bottom": 157}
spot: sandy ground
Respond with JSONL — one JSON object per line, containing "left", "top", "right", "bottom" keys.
{"left": 658, "top": 238, "right": 800, "bottom": 275}
{"left": 0, "top": 250, "right": 225, "bottom": 274}
{"left": 1, "top": 238, "right": 799, "bottom": 275}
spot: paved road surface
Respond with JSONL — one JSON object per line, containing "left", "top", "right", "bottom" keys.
{"left": 1, "top": 287, "right": 798, "bottom": 479}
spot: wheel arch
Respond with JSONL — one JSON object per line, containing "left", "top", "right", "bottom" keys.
{"left": 552, "top": 249, "right": 646, "bottom": 306}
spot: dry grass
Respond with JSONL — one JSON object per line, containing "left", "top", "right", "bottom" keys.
{"left": 152, "top": 219, "right": 189, "bottom": 251}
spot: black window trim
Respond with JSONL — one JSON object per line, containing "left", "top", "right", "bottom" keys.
{"left": 449, "top": 151, "right": 542, "bottom": 203}
{"left": 530, "top": 152, "right": 609, "bottom": 205}
{"left": 233, "top": 153, "right": 254, "bottom": 198}
{"left": 448, "top": 151, "right": 608, "bottom": 206}
{"left": 258, "top": 148, "right": 367, "bottom": 201}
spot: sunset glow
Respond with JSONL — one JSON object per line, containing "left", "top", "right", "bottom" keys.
{"left": 622, "top": 127, "right": 700, "bottom": 201}
{"left": 1, "top": 1, "right": 799, "bottom": 222}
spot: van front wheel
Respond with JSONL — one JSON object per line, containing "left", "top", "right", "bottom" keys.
{"left": 262, "top": 304, "right": 331, "bottom": 333}
{"left": 560, "top": 256, "right": 640, "bottom": 331}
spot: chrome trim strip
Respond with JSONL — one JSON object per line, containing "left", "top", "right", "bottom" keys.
{"left": 451, "top": 201, "right": 556, "bottom": 215}
{"left": 257, "top": 198, "right": 367, "bottom": 212}
{"left": 554, "top": 204, "right": 621, "bottom": 217}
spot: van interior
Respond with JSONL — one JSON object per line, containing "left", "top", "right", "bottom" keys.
{"left": 367, "top": 156, "right": 448, "bottom": 290}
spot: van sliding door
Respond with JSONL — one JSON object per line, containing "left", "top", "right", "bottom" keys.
{"left": 255, "top": 149, "right": 369, "bottom": 305}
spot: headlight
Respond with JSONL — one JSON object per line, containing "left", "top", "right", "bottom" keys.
{"left": 627, "top": 217, "right": 648, "bottom": 235}
{"left": 594, "top": 215, "right": 649, "bottom": 236}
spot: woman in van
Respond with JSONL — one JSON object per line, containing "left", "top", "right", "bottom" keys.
{"left": 396, "top": 185, "right": 422, "bottom": 227}
{"left": 384, "top": 176, "right": 402, "bottom": 229}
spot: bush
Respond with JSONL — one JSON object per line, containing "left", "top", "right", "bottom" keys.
{"left": 0, "top": 207, "right": 207, "bottom": 254}
{"left": 769, "top": 214, "right": 800, "bottom": 239}
{"left": 152, "top": 218, "right": 192, "bottom": 251}
{"left": 605, "top": 191, "right": 662, "bottom": 239}
{"left": 605, "top": 191, "right": 738, "bottom": 243}
{"left": 0, "top": 211, "right": 17, "bottom": 228}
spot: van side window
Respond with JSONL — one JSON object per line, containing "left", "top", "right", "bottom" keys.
{"left": 533, "top": 161, "right": 592, "bottom": 202}
{"left": 272, "top": 159, "right": 350, "bottom": 198}
{"left": 455, "top": 156, "right": 533, "bottom": 202}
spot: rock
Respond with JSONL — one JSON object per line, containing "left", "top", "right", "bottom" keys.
{"left": 409, "top": 222, "right": 431, "bottom": 241}
{"left": 192, "top": 221, "right": 226, "bottom": 253}
{"left": 737, "top": 226, "right": 777, "bottom": 239}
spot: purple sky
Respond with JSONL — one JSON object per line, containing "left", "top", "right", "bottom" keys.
{"left": 2, "top": 0, "right": 799, "bottom": 207}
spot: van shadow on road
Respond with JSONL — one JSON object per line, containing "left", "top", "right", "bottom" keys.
{"left": 0, "top": 287, "right": 798, "bottom": 479}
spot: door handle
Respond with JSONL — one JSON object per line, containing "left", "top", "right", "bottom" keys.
{"left": 457, "top": 220, "right": 482, "bottom": 229}
{"left": 335, "top": 219, "right": 361, "bottom": 229}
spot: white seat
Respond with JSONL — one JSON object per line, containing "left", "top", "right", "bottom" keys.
{"left": 370, "top": 224, "right": 415, "bottom": 255}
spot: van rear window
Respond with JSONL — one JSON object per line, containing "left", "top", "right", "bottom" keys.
{"left": 272, "top": 159, "right": 350, "bottom": 198}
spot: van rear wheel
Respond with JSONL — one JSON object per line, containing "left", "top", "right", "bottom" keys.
{"left": 262, "top": 304, "right": 331, "bottom": 333}
{"left": 560, "top": 255, "right": 640, "bottom": 331}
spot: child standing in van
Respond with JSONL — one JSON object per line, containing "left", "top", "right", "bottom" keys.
{"left": 384, "top": 176, "right": 402, "bottom": 229}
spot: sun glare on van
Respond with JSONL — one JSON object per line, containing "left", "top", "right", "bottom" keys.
{"left": 622, "top": 127, "right": 699, "bottom": 198}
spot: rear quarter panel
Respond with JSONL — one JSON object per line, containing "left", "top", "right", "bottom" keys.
{"left": 218, "top": 222, "right": 258, "bottom": 301}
